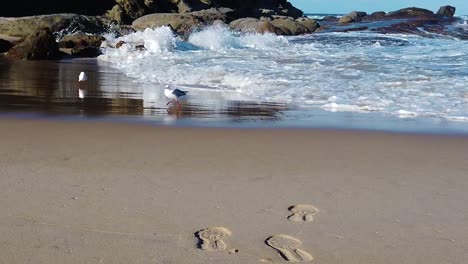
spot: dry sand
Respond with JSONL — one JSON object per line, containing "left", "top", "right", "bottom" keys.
{"left": 0, "top": 118, "right": 467, "bottom": 264}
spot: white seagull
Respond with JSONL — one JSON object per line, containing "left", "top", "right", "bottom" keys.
{"left": 164, "top": 85, "right": 188, "bottom": 109}
{"left": 79, "top": 71, "right": 88, "bottom": 82}
{"left": 78, "top": 72, "right": 88, "bottom": 99}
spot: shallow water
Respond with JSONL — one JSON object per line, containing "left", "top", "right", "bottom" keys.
{"left": 98, "top": 22, "right": 468, "bottom": 123}
{"left": 1, "top": 17, "right": 468, "bottom": 134}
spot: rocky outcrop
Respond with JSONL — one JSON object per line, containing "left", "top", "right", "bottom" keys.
{"left": 295, "top": 17, "right": 319, "bottom": 32}
{"left": 6, "top": 27, "right": 61, "bottom": 60}
{"left": 58, "top": 33, "right": 105, "bottom": 57}
{"left": 436, "top": 5, "right": 456, "bottom": 17}
{"left": 338, "top": 11, "right": 367, "bottom": 25}
{"left": 270, "top": 17, "right": 307, "bottom": 35}
{"left": 365, "top": 11, "right": 386, "bottom": 20}
{"left": 110, "top": 0, "right": 303, "bottom": 24}
{"left": 132, "top": 8, "right": 230, "bottom": 34}
{"left": 229, "top": 18, "right": 282, "bottom": 34}
{"left": 58, "top": 34, "right": 105, "bottom": 49}
{"left": 385, "top": 7, "right": 434, "bottom": 19}
{"left": 230, "top": 17, "right": 318, "bottom": 35}
{"left": 0, "top": 14, "right": 109, "bottom": 39}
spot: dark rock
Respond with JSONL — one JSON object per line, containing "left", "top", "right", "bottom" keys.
{"left": 271, "top": 17, "right": 308, "bottom": 35}
{"left": 104, "top": 4, "right": 130, "bottom": 24}
{"left": 321, "top": 16, "right": 338, "bottom": 21}
{"left": 0, "top": 14, "right": 109, "bottom": 39}
{"left": 436, "top": 5, "right": 456, "bottom": 17}
{"left": 365, "top": 11, "right": 386, "bottom": 20}
{"left": 71, "top": 46, "right": 102, "bottom": 57}
{"left": 7, "top": 27, "right": 61, "bottom": 60}
{"left": 58, "top": 40, "right": 75, "bottom": 49}
{"left": 339, "top": 11, "right": 367, "bottom": 24}
{"left": 115, "top": 0, "right": 154, "bottom": 20}
{"left": 229, "top": 18, "right": 282, "bottom": 34}
{"left": 59, "top": 34, "right": 105, "bottom": 49}
{"left": 0, "top": 39, "right": 14, "bottom": 53}
{"left": 385, "top": 7, "right": 434, "bottom": 19}
{"left": 338, "top": 26, "right": 369, "bottom": 33}
{"left": 135, "top": 44, "right": 146, "bottom": 51}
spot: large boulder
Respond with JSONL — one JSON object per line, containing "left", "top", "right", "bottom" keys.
{"left": 364, "top": 11, "right": 386, "bottom": 20}
{"left": 339, "top": 11, "right": 367, "bottom": 25}
{"left": 6, "top": 27, "right": 61, "bottom": 60}
{"left": 229, "top": 18, "right": 282, "bottom": 34}
{"left": 133, "top": 13, "right": 199, "bottom": 34}
{"left": 230, "top": 16, "right": 317, "bottom": 35}
{"left": 112, "top": 0, "right": 303, "bottom": 22}
{"left": 132, "top": 8, "right": 229, "bottom": 34}
{"left": 104, "top": 4, "right": 128, "bottom": 24}
{"left": 58, "top": 34, "right": 105, "bottom": 49}
{"left": 385, "top": 7, "right": 434, "bottom": 19}
{"left": 270, "top": 17, "right": 308, "bottom": 35}
{"left": 436, "top": 5, "right": 456, "bottom": 17}
{"left": 295, "top": 17, "right": 319, "bottom": 32}
{"left": 0, "top": 14, "right": 109, "bottom": 39}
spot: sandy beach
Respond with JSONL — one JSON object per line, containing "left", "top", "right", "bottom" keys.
{"left": 0, "top": 118, "right": 467, "bottom": 263}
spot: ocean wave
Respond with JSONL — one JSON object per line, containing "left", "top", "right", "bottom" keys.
{"left": 98, "top": 26, "right": 468, "bottom": 122}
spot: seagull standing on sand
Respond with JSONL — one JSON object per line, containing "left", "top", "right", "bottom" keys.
{"left": 78, "top": 71, "right": 88, "bottom": 99}
{"left": 164, "top": 85, "right": 188, "bottom": 109}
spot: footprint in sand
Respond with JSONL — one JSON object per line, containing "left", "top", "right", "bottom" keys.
{"left": 195, "top": 227, "right": 232, "bottom": 251}
{"left": 266, "top": 234, "right": 313, "bottom": 262}
{"left": 287, "top": 204, "right": 319, "bottom": 222}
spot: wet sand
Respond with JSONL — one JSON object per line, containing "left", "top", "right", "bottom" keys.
{"left": 0, "top": 118, "right": 467, "bottom": 263}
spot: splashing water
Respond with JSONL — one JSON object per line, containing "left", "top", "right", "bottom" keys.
{"left": 98, "top": 25, "right": 468, "bottom": 122}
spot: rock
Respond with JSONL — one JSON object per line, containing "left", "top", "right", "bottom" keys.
{"left": 229, "top": 18, "right": 281, "bottom": 34}
{"left": 58, "top": 40, "right": 75, "bottom": 49}
{"left": 270, "top": 17, "right": 308, "bottom": 35}
{"left": 338, "top": 15, "right": 354, "bottom": 25}
{"left": 59, "top": 34, "right": 105, "bottom": 49}
{"left": 7, "top": 27, "right": 61, "bottom": 60}
{"left": 71, "top": 47, "right": 102, "bottom": 57}
{"left": 104, "top": 4, "right": 129, "bottom": 24}
{"left": 132, "top": 13, "right": 200, "bottom": 34}
{"left": 295, "top": 17, "right": 319, "bottom": 33}
{"left": 366, "top": 11, "right": 386, "bottom": 20}
{"left": 339, "top": 11, "right": 367, "bottom": 24}
{"left": 132, "top": 8, "right": 229, "bottom": 34}
{"left": 174, "top": 0, "right": 212, "bottom": 13}
{"left": 436, "top": 5, "right": 456, "bottom": 17}
{"left": 322, "top": 16, "right": 338, "bottom": 21}
{"left": 116, "top": 40, "right": 126, "bottom": 48}
{"left": 385, "top": 7, "right": 434, "bottom": 19}
{"left": 0, "top": 14, "right": 109, "bottom": 39}
{"left": 58, "top": 34, "right": 105, "bottom": 57}
{"left": 0, "top": 39, "right": 13, "bottom": 53}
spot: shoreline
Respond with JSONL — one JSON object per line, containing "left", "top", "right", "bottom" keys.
{"left": 1, "top": 56, "right": 468, "bottom": 135}
{"left": 1, "top": 118, "right": 467, "bottom": 263}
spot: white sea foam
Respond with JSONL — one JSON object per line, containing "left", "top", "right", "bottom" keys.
{"left": 188, "top": 24, "right": 239, "bottom": 50}
{"left": 98, "top": 27, "right": 468, "bottom": 122}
